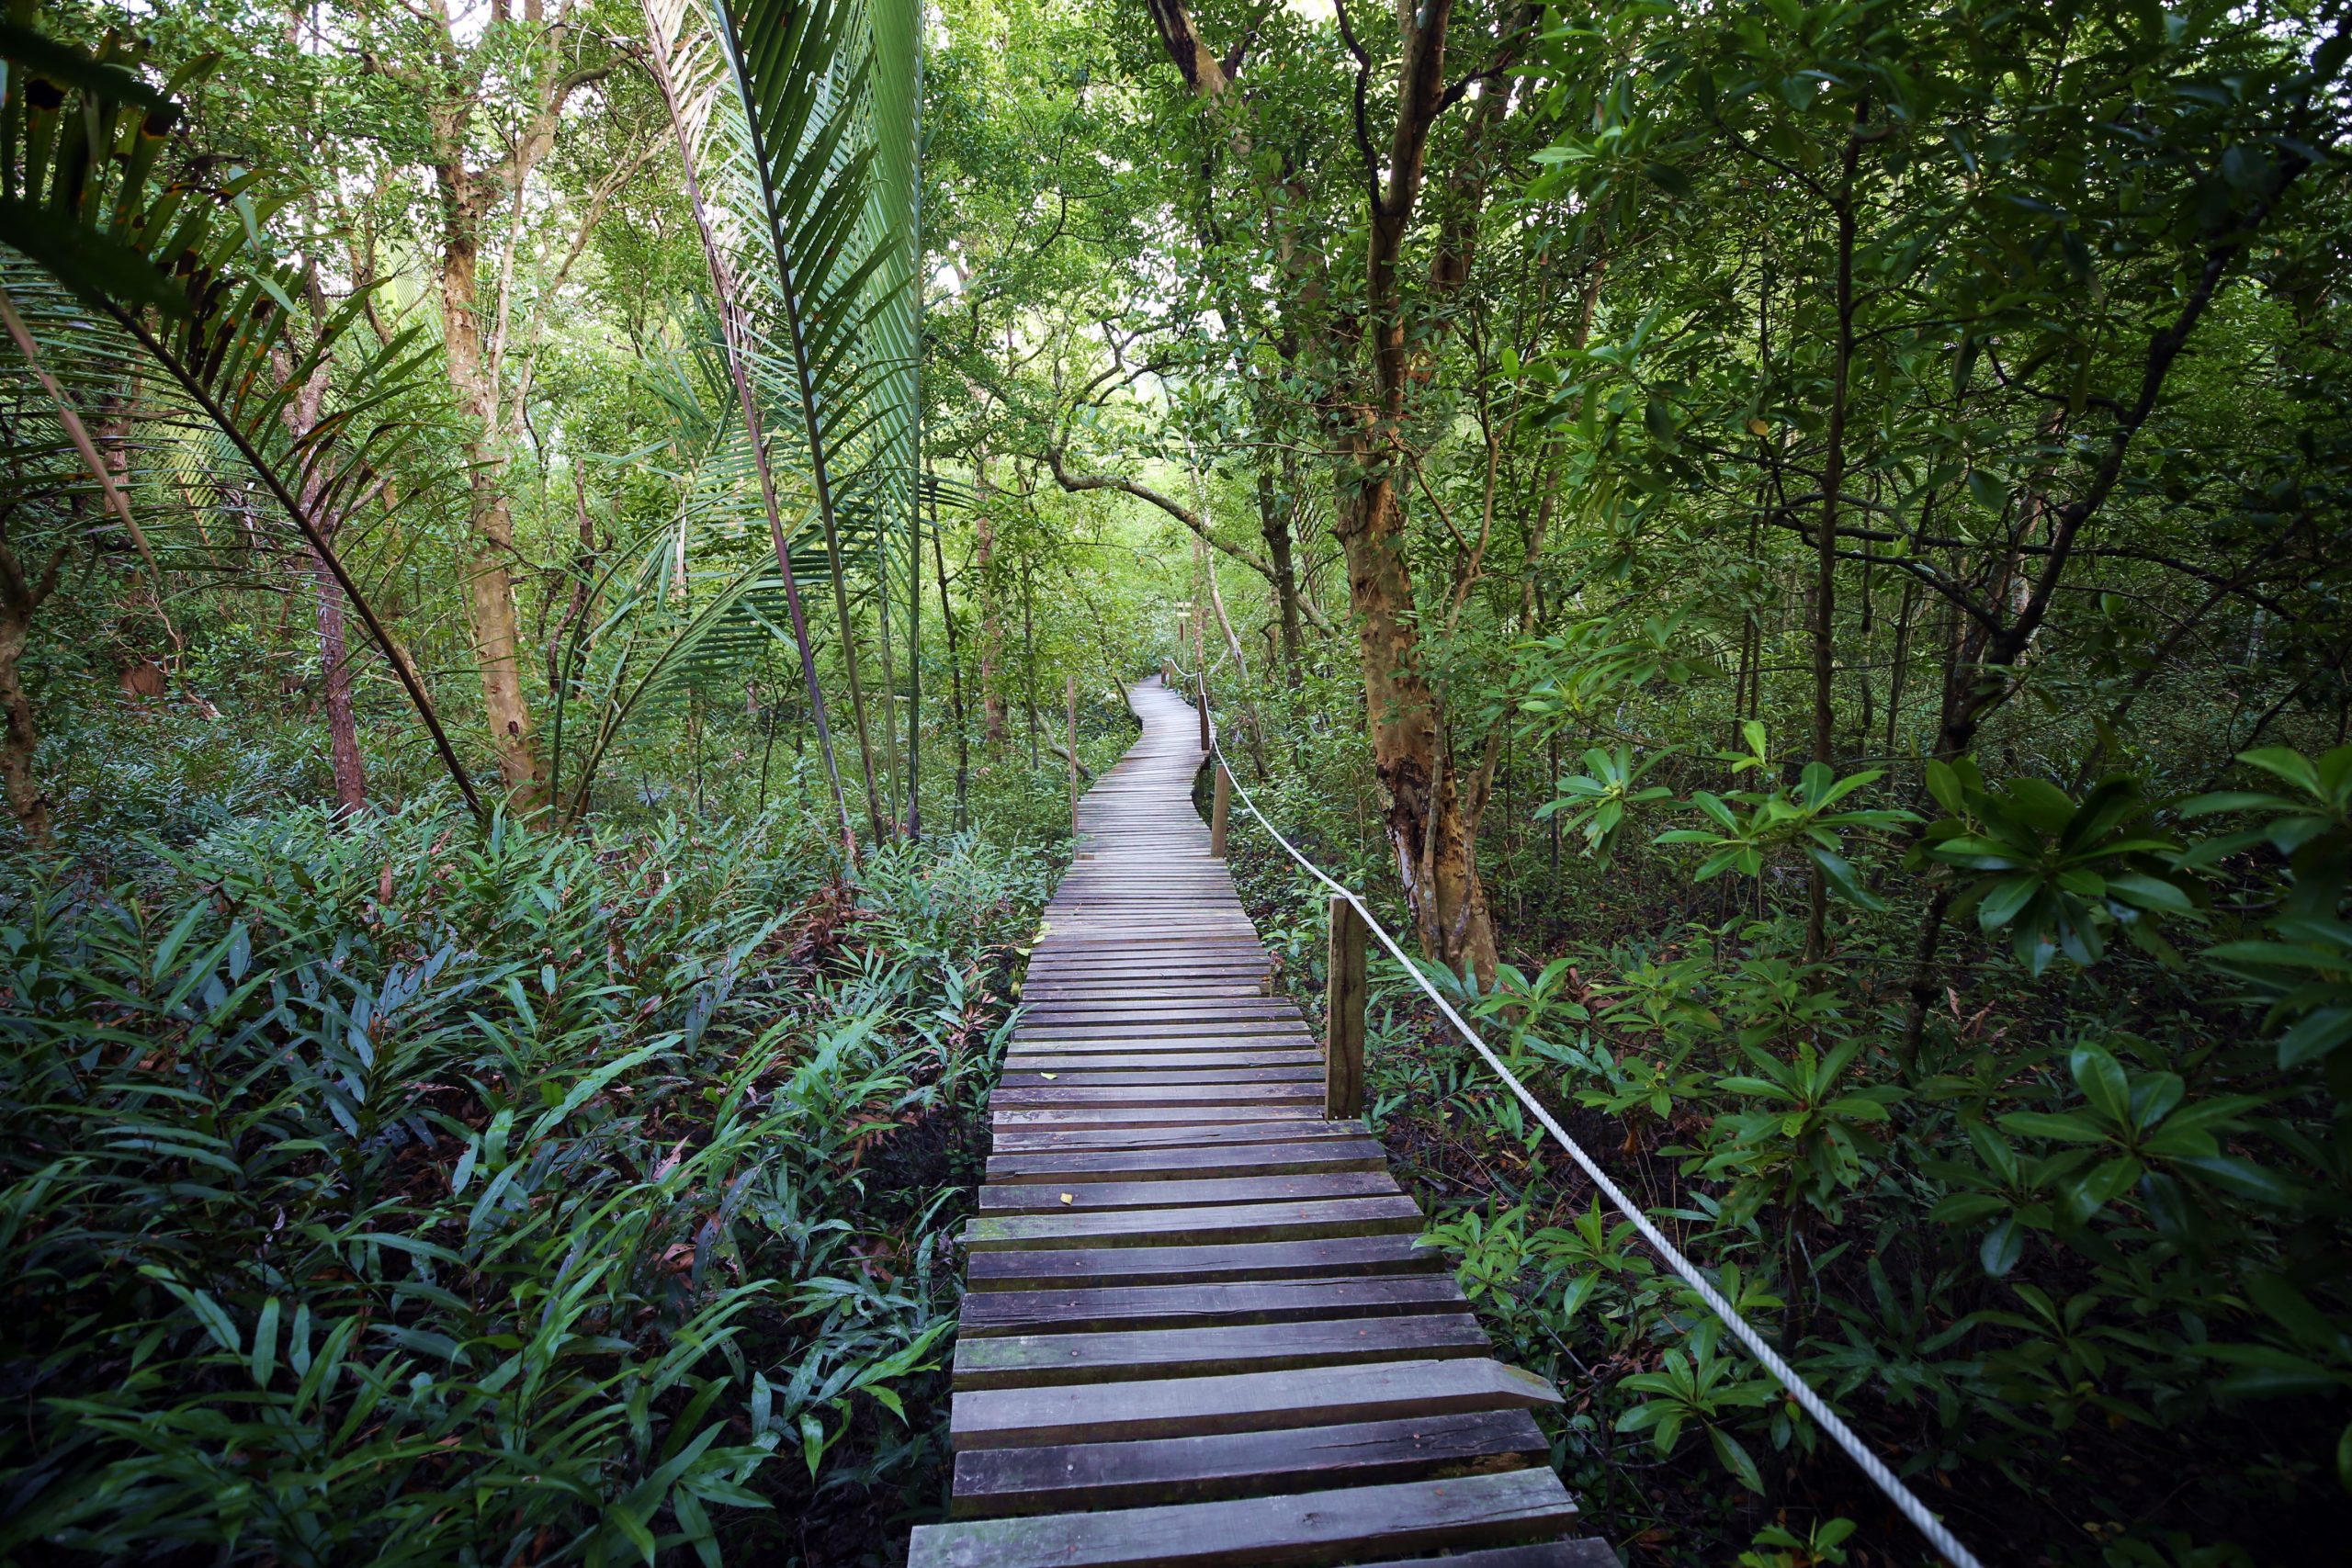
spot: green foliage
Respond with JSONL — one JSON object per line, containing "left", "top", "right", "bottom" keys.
{"left": 1535, "top": 744, "right": 1673, "bottom": 863}
{"left": 1919, "top": 761, "right": 2203, "bottom": 974}
{"left": 1656, "top": 724, "right": 1911, "bottom": 909}
{"left": 2188, "top": 746, "right": 2352, "bottom": 1080}
{"left": 0, "top": 805, "right": 1049, "bottom": 1562}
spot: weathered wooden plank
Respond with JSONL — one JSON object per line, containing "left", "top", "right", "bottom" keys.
{"left": 985, "top": 1120, "right": 1374, "bottom": 1155}
{"left": 1001, "top": 1052, "right": 1324, "bottom": 1073}
{"left": 949, "top": 1358, "right": 1561, "bottom": 1450}
{"left": 953, "top": 1311, "right": 1491, "bottom": 1390}
{"left": 964, "top": 1232, "right": 1445, "bottom": 1291}
{"left": 957, "top": 1273, "right": 1468, "bottom": 1337}
{"left": 949, "top": 1409, "right": 1547, "bottom": 1516}
{"left": 989, "top": 1086, "right": 1324, "bottom": 1111}
{"left": 984, "top": 1137, "right": 1385, "bottom": 1184}
{"left": 996, "top": 1067, "right": 1325, "bottom": 1089}
{"left": 978, "top": 1171, "right": 1397, "bottom": 1213}
{"left": 1001, "top": 1035, "right": 1317, "bottom": 1056}
{"left": 905, "top": 1466, "right": 1577, "bottom": 1567}
{"left": 1352, "top": 1546, "right": 1618, "bottom": 1568}
{"left": 988, "top": 1106, "right": 1326, "bottom": 1130}
{"left": 962, "top": 1194, "right": 1423, "bottom": 1251}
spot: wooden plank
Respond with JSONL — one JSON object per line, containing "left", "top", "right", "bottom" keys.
{"left": 950, "top": 1409, "right": 1547, "bottom": 1516}
{"left": 1001, "top": 1035, "right": 1317, "bottom": 1055}
{"left": 988, "top": 1106, "right": 1327, "bottom": 1130}
{"left": 985, "top": 1137, "right": 1385, "bottom": 1183}
{"left": 962, "top": 1194, "right": 1423, "bottom": 1251}
{"left": 996, "top": 1067, "right": 1325, "bottom": 1089}
{"left": 958, "top": 1273, "right": 1468, "bottom": 1337}
{"left": 1001, "top": 1052, "right": 1324, "bottom": 1072}
{"left": 979, "top": 1171, "right": 1397, "bottom": 1213}
{"left": 986, "top": 1120, "right": 1374, "bottom": 1155}
{"left": 988, "top": 1081, "right": 1326, "bottom": 1104}
{"left": 965, "top": 1232, "right": 1445, "bottom": 1291}
{"left": 949, "top": 1357, "right": 1559, "bottom": 1451}
{"left": 905, "top": 1466, "right": 1577, "bottom": 1567}
{"left": 1352, "top": 1546, "right": 1618, "bottom": 1568}
{"left": 953, "top": 1311, "right": 1490, "bottom": 1390}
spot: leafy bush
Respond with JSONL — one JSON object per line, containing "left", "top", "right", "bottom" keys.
{"left": 0, "top": 805, "right": 1049, "bottom": 1563}
{"left": 1223, "top": 706, "right": 2352, "bottom": 1564}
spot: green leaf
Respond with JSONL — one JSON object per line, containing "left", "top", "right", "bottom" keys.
{"left": 250, "top": 1296, "right": 280, "bottom": 1388}
{"left": 1709, "top": 1424, "right": 1765, "bottom": 1492}
{"left": 1998, "top": 1110, "right": 2108, "bottom": 1144}
{"left": 2068, "top": 1043, "right": 2132, "bottom": 1127}
{"left": 1981, "top": 1215, "right": 2025, "bottom": 1277}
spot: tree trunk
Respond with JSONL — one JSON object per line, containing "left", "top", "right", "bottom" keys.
{"left": 1805, "top": 108, "right": 1865, "bottom": 963}
{"left": 0, "top": 534, "right": 62, "bottom": 842}
{"left": 1333, "top": 449, "right": 1497, "bottom": 984}
{"left": 1256, "top": 463, "right": 1305, "bottom": 677}
{"left": 928, "top": 480, "right": 971, "bottom": 831}
{"left": 974, "top": 453, "right": 1009, "bottom": 744}
{"left": 280, "top": 360, "right": 368, "bottom": 816}
{"left": 435, "top": 187, "right": 543, "bottom": 812}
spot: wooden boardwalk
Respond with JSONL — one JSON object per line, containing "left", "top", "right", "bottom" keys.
{"left": 907, "top": 680, "right": 1609, "bottom": 1568}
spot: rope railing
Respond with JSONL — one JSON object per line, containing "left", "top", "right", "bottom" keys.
{"left": 1172, "top": 679, "right": 1983, "bottom": 1568}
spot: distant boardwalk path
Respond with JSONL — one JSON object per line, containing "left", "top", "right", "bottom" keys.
{"left": 906, "top": 680, "right": 1611, "bottom": 1568}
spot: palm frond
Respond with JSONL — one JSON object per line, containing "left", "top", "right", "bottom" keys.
{"left": 697, "top": 0, "right": 922, "bottom": 846}
{"left": 0, "top": 24, "right": 481, "bottom": 815}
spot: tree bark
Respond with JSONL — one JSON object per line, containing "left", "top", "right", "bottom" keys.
{"left": 974, "top": 452, "right": 1009, "bottom": 745}
{"left": 1256, "top": 463, "right": 1305, "bottom": 676}
{"left": 0, "top": 531, "right": 64, "bottom": 842}
{"left": 1804, "top": 108, "right": 1865, "bottom": 963}
{"left": 413, "top": 11, "right": 611, "bottom": 813}
{"left": 279, "top": 358, "right": 368, "bottom": 816}
{"left": 435, "top": 153, "right": 544, "bottom": 810}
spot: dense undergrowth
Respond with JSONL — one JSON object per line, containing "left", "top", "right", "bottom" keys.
{"left": 0, "top": 803, "right": 1054, "bottom": 1565}
{"left": 1213, "top": 683, "right": 2350, "bottom": 1568}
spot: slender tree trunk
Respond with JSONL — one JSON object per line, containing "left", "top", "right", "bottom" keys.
{"left": 435, "top": 189, "right": 544, "bottom": 812}
{"left": 1022, "top": 558, "right": 1039, "bottom": 770}
{"left": 0, "top": 534, "right": 63, "bottom": 842}
{"left": 875, "top": 534, "right": 904, "bottom": 830}
{"left": 1884, "top": 572, "right": 1917, "bottom": 759}
{"left": 1805, "top": 109, "right": 1865, "bottom": 963}
{"left": 1256, "top": 463, "right": 1305, "bottom": 676}
{"left": 928, "top": 482, "right": 971, "bottom": 831}
{"left": 309, "top": 557, "right": 368, "bottom": 816}
{"left": 974, "top": 454, "right": 1008, "bottom": 744}
{"left": 279, "top": 362, "right": 368, "bottom": 816}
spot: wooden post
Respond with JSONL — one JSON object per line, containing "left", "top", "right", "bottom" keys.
{"left": 1209, "top": 761, "right": 1230, "bottom": 859}
{"left": 1195, "top": 674, "right": 1212, "bottom": 751}
{"left": 1324, "top": 894, "right": 1366, "bottom": 1120}
{"left": 1067, "top": 673, "right": 1080, "bottom": 829}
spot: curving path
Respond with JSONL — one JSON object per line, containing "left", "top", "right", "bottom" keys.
{"left": 906, "top": 678, "right": 1610, "bottom": 1568}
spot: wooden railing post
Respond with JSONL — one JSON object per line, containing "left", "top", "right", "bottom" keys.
{"left": 1325, "top": 893, "right": 1366, "bottom": 1120}
{"left": 1209, "top": 761, "right": 1230, "bottom": 859}
{"left": 1195, "top": 675, "right": 1212, "bottom": 751}
{"left": 1066, "top": 673, "right": 1080, "bottom": 829}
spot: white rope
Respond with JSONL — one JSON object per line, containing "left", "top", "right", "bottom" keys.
{"left": 1192, "top": 714, "right": 1983, "bottom": 1568}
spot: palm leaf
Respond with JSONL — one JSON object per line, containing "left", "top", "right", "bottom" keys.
{"left": 0, "top": 23, "right": 481, "bottom": 815}
{"left": 698, "top": 0, "right": 922, "bottom": 846}
{"left": 640, "top": 0, "right": 860, "bottom": 858}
